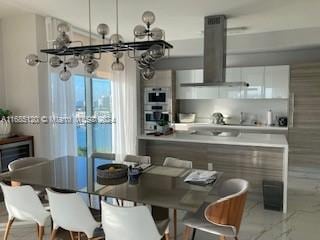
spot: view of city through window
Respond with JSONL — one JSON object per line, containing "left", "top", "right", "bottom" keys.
{"left": 74, "top": 75, "right": 112, "bottom": 156}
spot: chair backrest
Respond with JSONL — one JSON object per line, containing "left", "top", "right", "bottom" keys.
{"left": 46, "top": 188, "right": 99, "bottom": 237}
{"left": 101, "top": 201, "right": 162, "bottom": 240}
{"left": 8, "top": 157, "right": 48, "bottom": 172}
{"left": 204, "top": 179, "right": 249, "bottom": 234}
{"left": 163, "top": 157, "right": 193, "bottom": 169}
{"left": 124, "top": 154, "right": 151, "bottom": 165}
{"left": 0, "top": 183, "right": 45, "bottom": 221}
{"left": 8, "top": 157, "right": 48, "bottom": 187}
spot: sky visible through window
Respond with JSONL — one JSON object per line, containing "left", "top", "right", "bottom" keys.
{"left": 74, "top": 75, "right": 112, "bottom": 156}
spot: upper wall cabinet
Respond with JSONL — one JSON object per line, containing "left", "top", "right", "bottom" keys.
{"left": 176, "top": 69, "right": 219, "bottom": 99}
{"left": 241, "top": 67, "right": 265, "bottom": 99}
{"left": 219, "top": 68, "right": 243, "bottom": 99}
{"left": 265, "top": 65, "right": 289, "bottom": 99}
{"left": 176, "top": 65, "right": 289, "bottom": 100}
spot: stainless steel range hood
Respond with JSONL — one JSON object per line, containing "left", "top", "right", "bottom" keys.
{"left": 181, "top": 15, "right": 249, "bottom": 87}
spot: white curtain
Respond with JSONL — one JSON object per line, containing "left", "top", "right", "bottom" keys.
{"left": 112, "top": 56, "right": 138, "bottom": 162}
{"left": 46, "top": 17, "right": 77, "bottom": 159}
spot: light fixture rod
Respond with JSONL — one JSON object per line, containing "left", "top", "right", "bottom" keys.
{"left": 116, "top": 0, "right": 119, "bottom": 36}
{"left": 89, "top": 0, "right": 92, "bottom": 46}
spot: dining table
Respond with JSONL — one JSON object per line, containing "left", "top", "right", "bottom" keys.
{"left": 1, "top": 155, "right": 222, "bottom": 237}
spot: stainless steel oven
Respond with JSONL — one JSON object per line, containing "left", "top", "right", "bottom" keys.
{"left": 144, "top": 87, "right": 170, "bottom": 105}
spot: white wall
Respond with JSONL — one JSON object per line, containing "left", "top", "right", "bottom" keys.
{"left": 0, "top": 19, "right": 5, "bottom": 107}
{"left": 179, "top": 99, "right": 288, "bottom": 125}
{"left": 1, "top": 14, "right": 48, "bottom": 157}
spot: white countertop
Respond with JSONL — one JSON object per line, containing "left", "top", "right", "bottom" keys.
{"left": 139, "top": 132, "right": 288, "bottom": 148}
{"left": 174, "top": 123, "right": 288, "bottom": 131}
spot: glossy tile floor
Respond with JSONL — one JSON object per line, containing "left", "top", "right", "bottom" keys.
{"left": 0, "top": 176, "right": 319, "bottom": 240}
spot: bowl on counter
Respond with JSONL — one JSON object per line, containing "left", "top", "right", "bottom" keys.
{"left": 178, "top": 113, "right": 196, "bottom": 123}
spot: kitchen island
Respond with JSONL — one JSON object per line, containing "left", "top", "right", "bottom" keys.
{"left": 138, "top": 132, "right": 288, "bottom": 213}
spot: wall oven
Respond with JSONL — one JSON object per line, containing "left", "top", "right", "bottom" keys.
{"left": 144, "top": 87, "right": 170, "bottom": 105}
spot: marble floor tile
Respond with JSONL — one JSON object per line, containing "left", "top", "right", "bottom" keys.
{"left": 0, "top": 176, "right": 319, "bottom": 239}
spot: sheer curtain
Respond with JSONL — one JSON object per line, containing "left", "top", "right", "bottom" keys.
{"left": 112, "top": 56, "right": 138, "bottom": 162}
{"left": 46, "top": 17, "right": 77, "bottom": 159}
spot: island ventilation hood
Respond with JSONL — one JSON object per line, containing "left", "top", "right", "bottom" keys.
{"left": 181, "top": 15, "right": 249, "bottom": 87}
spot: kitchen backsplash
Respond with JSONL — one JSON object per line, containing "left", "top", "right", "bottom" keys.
{"left": 178, "top": 99, "right": 288, "bottom": 125}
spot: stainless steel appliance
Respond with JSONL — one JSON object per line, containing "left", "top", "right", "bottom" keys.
{"left": 144, "top": 87, "right": 172, "bottom": 133}
{"left": 144, "top": 111, "right": 170, "bottom": 132}
{"left": 144, "top": 87, "right": 170, "bottom": 105}
{"left": 181, "top": 15, "right": 248, "bottom": 87}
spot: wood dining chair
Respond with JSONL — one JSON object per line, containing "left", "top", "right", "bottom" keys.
{"left": 101, "top": 201, "right": 170, "bottom": 240}
{"left": 46, "top": 188, "right": 104, "bottom": 240}
{"left": 163, "top": 157, "right": 193, "bottom": 240}
{"left": 0, "top": 183, "right": 51, "bottom": 240}
{"left": 182, "top": 178, "right": 249, "bottom": 240}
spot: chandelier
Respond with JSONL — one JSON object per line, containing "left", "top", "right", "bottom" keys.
{"left": 25, "top": 0, "right": 172, "bottom": 81}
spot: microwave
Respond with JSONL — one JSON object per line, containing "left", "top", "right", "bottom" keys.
{"left": 144, "top": 87, "right": 170, "bottom": 105}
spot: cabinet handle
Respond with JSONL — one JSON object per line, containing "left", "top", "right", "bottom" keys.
{"left": 290, "top": 92, "right": 295, "bottom": 127}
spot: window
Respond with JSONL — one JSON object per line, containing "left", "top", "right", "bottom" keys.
{"left": 74, "top": 75, "right": 112, "bottom": 157}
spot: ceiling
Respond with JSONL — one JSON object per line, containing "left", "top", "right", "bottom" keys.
{"left": 1, "top": 0, "right": 320, "bottom": 41}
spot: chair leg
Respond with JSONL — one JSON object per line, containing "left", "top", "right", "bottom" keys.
{"left": 219, "top": 236, "right": 226, "bottom": 240}
{"left": 38, "top": 226, "right": 45, "bottom": 240}
{"left": 36, "top": 224, "right": 40, "bottom": 238}
{"left": 69, "top": 231, "right": 75, "bottom": 240}
{"left": 78, "top": 232, "right": 81, "bottom": 240}
{"left": 164, "top": 233, "right": 170, "bottom": 240}
{"left": 235, "top": 237, "right": 239, "bottom": 240}
{"left": 183, "top": 226, "right": 192, "bottom": 240}
{"left": 4, "top": 218, "right": 15, "bottom": 240}
{"left": 191, "top": 229, "right": 197, "bottom": 240}
{"left": 173, "top": 209, "right": 177, "bottom": 240}
{"left": 50, "top": 228, "right": 58, "bottom": 240}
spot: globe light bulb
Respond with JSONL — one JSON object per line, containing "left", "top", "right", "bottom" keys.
{"left": 56, "top": 33, "right": 71, "bottom": 47}
{"left": 57, "top": 22, "right": 70, "bottom": 33}
{"left": 85, "top": 60, "right": 99, "bottom": 74}
{"left": 110, "top": 34, "right": 124, "bottom": 44}
{"left": 142, "top": 11, "right": 156, "bottom": 25}
{"left": 150, "top": 27, "right": 163, "bottom": 40}
{"left": 66, "top": 57, "right": 79, "bottom": 68}
{"left": 133, "top": 25, "right": 147, "bottom": 39}
{"left": 111, "top": 59, "right": 125, "bottom": 71}
{"left": 113, "top": 51, "right": 124, "bottom": 59}
{"left": 49, "top": 56, "right": 62, "bottom": 68}
{"left": 148, "top": 44, "right": 165, "bottom": 59}
{"left": 97, "top": 23, "right": 110, "bottom": 38}
{"left": 59, "top": 68, "right": 72, "bottom": 81}
{"left": 25, "top": 54, "right": 39, "bottom": 66}
{"left": 141, "top": 67, "right": 155, "bottom": 80}
{"left": 52, "top": 40, "right": 64, "bottom": 50}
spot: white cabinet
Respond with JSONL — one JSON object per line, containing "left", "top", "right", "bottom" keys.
{"left": 176, "top": 70, "right": 196, "bottom": 99}
{"left": 176, "top": 66, "right": 289, "bottom": 100}
{"left": 241, "top": 67, "right": 265, "bottom": 99}
{"left": 176, "top": 69, "right": 219, "bottom": 99}
{"left": 265, "top": 65, "right": 289, "bottom": 99}
{"left": 219, "top": 68, "right": 243, "bottom": 99}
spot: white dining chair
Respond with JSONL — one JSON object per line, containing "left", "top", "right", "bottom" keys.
{"left": 124, "top": 154, "right": 151, "bottom": 165}
{"left": 101, "top": 201, "right": 170, "bottom": 240}
{"left": 46, "top": 188, "right": 103, "bottom": 240}
{"left": 163, "top": 157, "right": 193, "bottom": 240}
{"left": 163, "top": 157, "right": 193, "bottom": 169}
{"left": 182, "top": 178, "right": 249, "bottom": 240}
{"left": 0, "top": 182, "right": 51, "bottom": 240}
